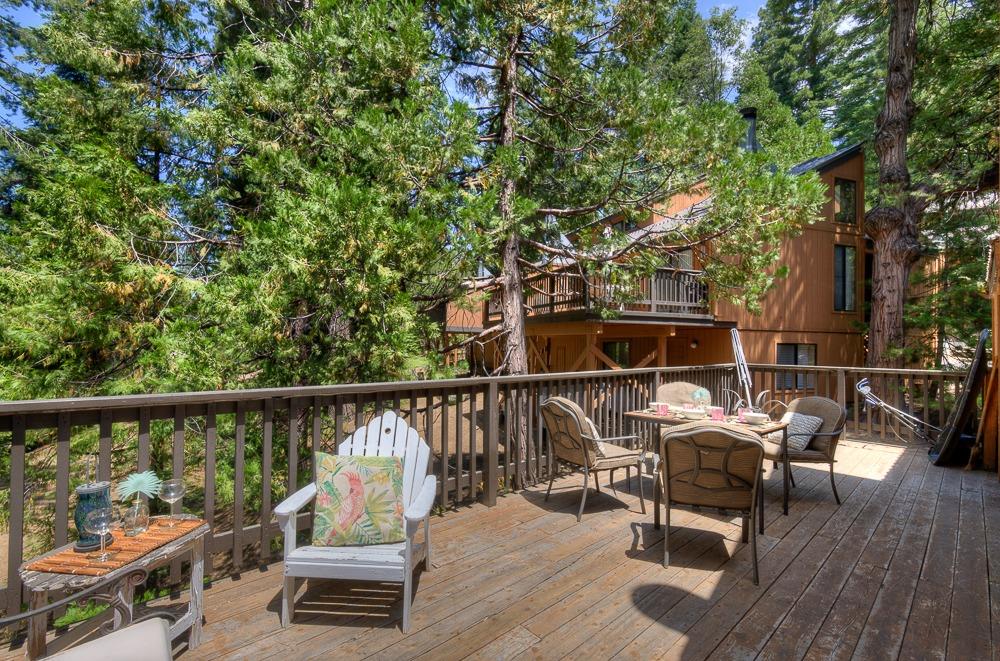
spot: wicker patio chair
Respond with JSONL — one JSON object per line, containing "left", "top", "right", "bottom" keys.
{"left": 541, "top": 396, "right": 646, "bottom": 521}
{"left": 762, "top": 396, "right": 847, "bottom": 517}
{"left": 655, "top": 381, "right": 712, "bottom": 407}
{"left": 660, "top": 422, "right": 764, "bottom": 584}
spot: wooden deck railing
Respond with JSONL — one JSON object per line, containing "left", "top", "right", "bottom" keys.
{"left": 0, "top": 361, "right": 965, "bottom": 617}
{"left": 486, "top": 267, "right": 711, "bottom": 321}
{"left": 0, "top": 364, "right": 735, "bottom": 616}
{"left": 746, "top": 363, "right": 967, "bottom": 440}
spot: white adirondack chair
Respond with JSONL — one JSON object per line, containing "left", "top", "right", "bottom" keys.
{"left": 273, "top": 410, "right": 436, "bottom": 632}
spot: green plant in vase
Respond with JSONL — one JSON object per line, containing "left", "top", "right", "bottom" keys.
{"left": 117, "top": 471, "right": 162, "bottom": 536}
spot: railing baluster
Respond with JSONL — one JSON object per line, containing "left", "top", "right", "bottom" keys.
{"left": 921, "top": 375, "right": 930, "bottom": 430}
{"left": 261, "top": 398, "right": 274, "bottom": 561}
{"left": 54, "top": 413, "right": 71, "bottom": 551}
{"left": 312, "top": 396, "right": 322, "bottom": 459}
{"left": 486, "top": 382, "right": 499, "bottom": 505}
{"left": 470, "top": 386, "right": 479, "bottom": 497}
{"left": 852, "top": 371, "right": 860, "bottom": 433}
{"left": 334, "top": 395, "right": 344, "bottom": 447}
{"left": 288, "top": 399, "right": 299, "bottom": 494}
{"left": 457, "top": 388, "right": 465, "bottom": 501}
{"left": 138, "top": 408, "right": 151, "bottom": 473}
{"left": 170, "top": 405, "right": 185, "bottom": 583}
{"left": 99, "top": 410, "right": 112, "bottom": 483}
{"left": 204, "top": 404, "right": 217, "bottom": 574}
{"left": 233, "top": 402, "right": 246, "bottom": 569}
{"left": 440, "top": 389, "right": 449, "bottom": 508}
{"left": 6, "top": 416, "right": 26, "bottom": 616}
{"left": 937, "top": 375, "right": 946, "bottom": 429}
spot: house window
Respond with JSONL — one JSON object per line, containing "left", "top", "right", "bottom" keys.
{"left": 665, "top": 249, "right": 694, "bottom": 270}
{"left": 834, "top": 245, "right": 857, "bottom": 312}
{"left": 776, "top": 343, "right": 816, "bottom": 390}
{"left": 602, "top": 341, "right": 630, "bottom": 369}
{"left": 834, "top": 178, "right": 857, "bottom": 224}
{"left": 610, "top": 219, "right": 637, "bottom": 233}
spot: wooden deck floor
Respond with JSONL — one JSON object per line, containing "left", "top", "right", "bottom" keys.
{"left": 13, "top": 437, "right": 1000, "bottom": 660}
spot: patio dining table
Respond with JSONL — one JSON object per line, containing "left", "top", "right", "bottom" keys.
{"left": 623, "top": 409, "right": 789, "bottom": 533}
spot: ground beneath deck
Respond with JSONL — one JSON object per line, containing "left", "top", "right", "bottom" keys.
{"left": 13, "top": 437, "right": 1000, "bottom": 660}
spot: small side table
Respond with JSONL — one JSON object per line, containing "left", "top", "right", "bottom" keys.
{"left": 20, "top": 516, "right": 209, "bottom": 660}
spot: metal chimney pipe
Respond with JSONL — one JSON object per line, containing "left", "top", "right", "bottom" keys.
{"left": 739, "top": 107, "right": 759, "bottom": 152}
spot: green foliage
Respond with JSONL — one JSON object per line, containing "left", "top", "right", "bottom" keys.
{"left": 745, "top": 0, "right": 997, "bottom": 365}
{"left": 185, "top": 0, "right": 481, "bottom": 387}
{"left": 433, "top": 0, "right": 826, "bottom": 330}
{"left": 736, "top": 60, "right": 834, "bottom": 165}
{"left": 0, "top": 0, "right": 214, "bottom": 399}
{"left": 749, "top": 0, "right": 840, "bottom": 118}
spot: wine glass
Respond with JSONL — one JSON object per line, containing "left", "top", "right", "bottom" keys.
{"left": 158, "top": 479, "right": 186, "bottom": 528}
{"left": 84, "top": 508, "right": 117, "bottom": 562}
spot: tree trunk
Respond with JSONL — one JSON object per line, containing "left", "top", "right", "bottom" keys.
{"left": 864, "top": 0, "right": 923, "bottom": 367}
{"left": 495, "top": 26, "right": 533, "bottom": 486}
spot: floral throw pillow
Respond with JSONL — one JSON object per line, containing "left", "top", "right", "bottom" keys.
{"left": 312, "top": 453, "right": 405, "bottom": 546}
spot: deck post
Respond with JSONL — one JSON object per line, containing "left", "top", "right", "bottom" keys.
{"left": 485, "top": 381, "right": 499, "bottom": 506}
{"left": 836, "top": 368, "right": 847, "bottom": 409}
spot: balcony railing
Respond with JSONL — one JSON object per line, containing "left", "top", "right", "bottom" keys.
{"left": 486, "top": 267, "right": 711, "bottom": 322}
{"left": 0, "top": 363, "right": 965, "bottom": 617}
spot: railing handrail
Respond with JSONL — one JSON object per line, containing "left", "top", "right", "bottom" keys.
{"left": 746, "top": 363, "right": 966, "bottom": 377}
{"left": 0, "top": 363, "right": 740, "bottom": 416}
{"left": 0, "top": 362, "right": 966, "bottom": 416}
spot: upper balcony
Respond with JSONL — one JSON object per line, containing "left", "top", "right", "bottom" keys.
{"left": 486, "top": 267, "right": 714, "bottom": 325}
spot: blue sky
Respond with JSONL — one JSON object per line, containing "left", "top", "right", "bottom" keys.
{"left": 697, "top": 0, "right": 766, "bottom": 54}
{"left": 697, "top": 0, "right": 765, "bottom": 21}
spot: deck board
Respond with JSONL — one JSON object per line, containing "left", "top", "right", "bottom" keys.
{"left": 896, "top": 467, "right": 963, "bottom": 660}
{"left": 6, "top": 438, "right": 997, "bottom": 661}
{"left": 753, "top": 445, "right": 928, "bottom": 660}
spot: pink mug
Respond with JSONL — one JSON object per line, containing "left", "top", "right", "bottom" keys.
{"left": 709, "top": 406, "right": 725, "bottom": 421}
{"left": 656, "top": 403, "right": 669, "bottom": 415}
{"left": 737, "top": 407, "right": 747, "bottom": 423}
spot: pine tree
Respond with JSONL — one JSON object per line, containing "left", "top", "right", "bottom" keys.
{"left": 431, "top": 0, "right": 827, "bottom": 484}
{"left": 191, "top": 0, "right": 481, "bottom": 387}
{"left": 0, "top": 0, "right": 217, "bottom": 398}
{"left": 750, "top": 0, "right": 840, "bottom": 119}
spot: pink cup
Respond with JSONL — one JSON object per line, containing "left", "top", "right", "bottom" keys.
{"left": 737, "top": 407, "right": 747, "bottom": 423}
{"left": 657, "top": 403, "right": 669, "bottom": 415}
{"left": 709, "top": 406, "right": 725, "bottom": 421}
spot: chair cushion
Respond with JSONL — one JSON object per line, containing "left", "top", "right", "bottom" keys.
{"left": 761, "top": 439, "right": 829, "bottom": 463}
{"left": 593, "top": 442, "right": 643, "bottom": 470}
{"left": 767, "top": 411, "right": 824, "bottom": 451}
{"left": 52, "top": 617, "right": 171, "bottom": 661}
{"left": 312, "top": 453, "right": 405, "bottom": 546}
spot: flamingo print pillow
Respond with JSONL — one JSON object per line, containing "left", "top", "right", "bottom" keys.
{"left": 312, "top": 453, "right": 405, "bottom": 546}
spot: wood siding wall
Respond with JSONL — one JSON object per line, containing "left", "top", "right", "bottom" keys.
{"left": 711, "top": 154, "right": 867, "bottom": 366}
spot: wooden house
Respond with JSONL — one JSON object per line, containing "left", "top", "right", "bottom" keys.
{"left": 445, "top": 112, "right": 870, "bottom": 374}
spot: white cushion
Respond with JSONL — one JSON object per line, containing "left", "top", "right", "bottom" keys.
{"left": 767, "top": 411, "right": 824, "bottom": 451}
{"left": 52, "top": 616, "right": 171, "bottom": 661}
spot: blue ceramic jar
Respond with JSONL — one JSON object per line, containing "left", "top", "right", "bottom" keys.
{"left": 73, "top": 481, "right": 112, "bottom": 551}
